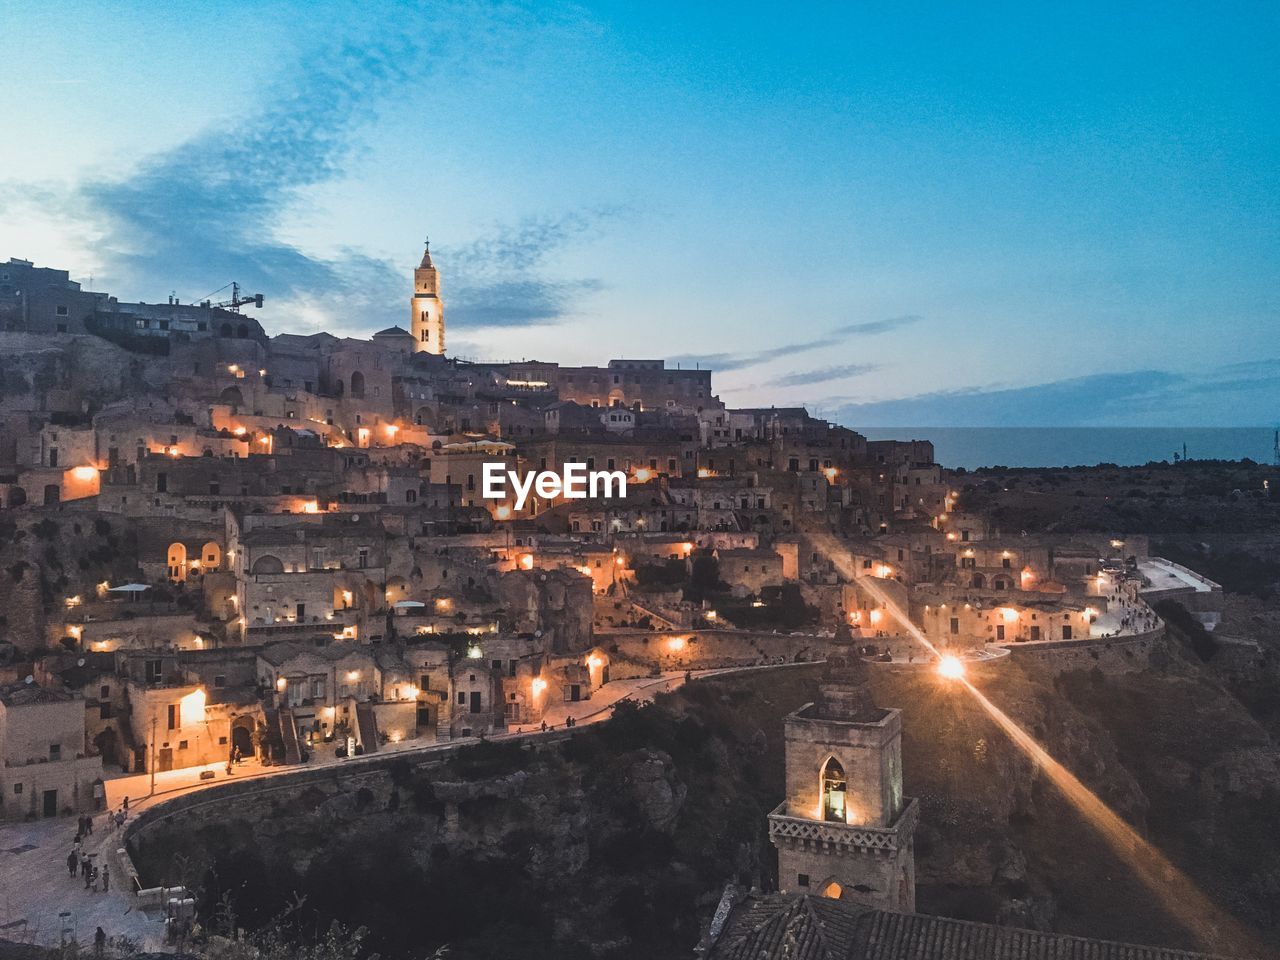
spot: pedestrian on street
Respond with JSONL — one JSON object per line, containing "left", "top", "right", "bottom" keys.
{"left": 84, "top": 863, "right": 92, "bottom": 889}
{"left": 94, "top": 927, "right": 106, "bottom": 957}
{"left": 122, "top": 796, "right": 129, "bottom": 814}
{"left": 85, "top": 814, "right": 93, "bottom": 835}
{"left": 67, "top": 850, "right": 78, "bottom": 878}
{"left": 80, "top": 852, "right": 90, "bottom": 878}
{"left": 103, "top": 864, "right": 110, "bottom": 892}
{"left": 91, "top": 866, "right": 99, "bottom": 892}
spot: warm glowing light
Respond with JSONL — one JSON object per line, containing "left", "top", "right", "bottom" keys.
{"left": 227, "top": 364, "right": 239, "bottom": 373}
{"left": 531, "top": 677, "right": 548, "bottom": 696}
{"left": 681, "top": 542, "right": 694, "bottom": 556}
{"left": 258, "top": 435, "right": 271, "bottom": 445}
{"left": 1110, "top": 539, "right": 1125, "bottom": 549}
{"left": 587, "top": 656, "right": 604, "bottom": 672}
{"left": 946, "top": 532, "right": 958, "bottom": 541}
{"left": 68, "top": 624, "right": 82, "bottom": 639}
{"left": 405, "top": 686, "right": 419, "bottom": 699}
{"left": 301, "top": 500, "right": 320, "bottom": 514}
{"left": 346, "top": 670, "right": 360, "bottom": 681}
{"left": 1000, "top": 607, "right": 1019, "bottom": 623}
{"left": 751, "top": 599, "right": 765, "bottom": 607}
{"left": 937, "top": 655, "right": 965, "bottom": 680}
{"left": 65, "top": 595, "right": 82, "bottom": 608}
{"left": 179, "top": 688, "right": 207, "bottom": 726}
{"left": 875, "top": 564, "right": 893, "bottom": 578}
{"left": 823, "top": 467, "right": 838, "bottom": 481}
{"left": 276, "top": 677, "right": 287, "bottom": 691}
{"left": 633, "top": 467, "right": 653, "bottom": 482}
{"left": 519, "top": 554, "right": 534, "bottom": 570}
{"left": 385, "top": 424, "right": 399, "bottom": 437}
{"left": 696, "top": 467, "right": 712, "bottom": 478}
{"left": 614, "top": 555, "right": 626, "bottom": 567}
{"left": 466, "top": 643, "right": 483, "bottom": 659}
{"left": 232, "top": 426, "right": 247, "bottom": 436}
{"left": 704, "top": 609, "right": 717, "bottom": 621}
{"left": 72, "top": 465, "right": 98, "bottom": 481}
{"left": 435, "top": 597, "right": 452, "bottom": 611}
{"left": 495, "top": 505, "right": 512, "bottom": 520}
{"left": 868, "top": 609, "right": 883, "bottom": 624}
{"left": 667, "top": 636, "right": 686, "bottom": 651}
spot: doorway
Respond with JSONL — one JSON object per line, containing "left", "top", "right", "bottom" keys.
{"left": 42, "top": 789, "right": 58, "bottom": 817}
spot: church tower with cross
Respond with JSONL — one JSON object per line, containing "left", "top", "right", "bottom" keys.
{"left": 767, "top": 656, "right": 917, "bottom": 912}
{"left": 410, "top": 240, "right": 445, "bottom": 355}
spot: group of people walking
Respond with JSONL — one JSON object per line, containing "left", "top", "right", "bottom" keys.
{"left": 66, "top": 803, "right": 128, "bottom": 895}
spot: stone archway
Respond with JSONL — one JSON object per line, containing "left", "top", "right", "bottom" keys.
{"left": 219, "top": 385, "right": 244, "bottom": 406}
{"left": 251, "top": 554, "right": 284, "bottom": 575}
{"left": 7, "top": 487, "right": 26, "bottom": 508}
{"left": 350, "top": 370, "right": 366, "bottom": 399}
{"left": 231, "top": 715, "right": 256, "bottom": 759}
{"left": 168, "top": 542, "right": 188, "bottom": 581}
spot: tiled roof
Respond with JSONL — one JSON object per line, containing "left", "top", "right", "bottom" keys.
{"left": 0, "top": 682, "right": 74, "bottom": 707}
{"left": 707, "top": 895, "right": 1233, "bottom": 960}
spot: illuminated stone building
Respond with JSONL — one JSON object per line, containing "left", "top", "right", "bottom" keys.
{"left": 768, "top": 657, "right": 917, "bottom": 912}
{"left": 410, "top": 242, "right": 446, "bottom": 355}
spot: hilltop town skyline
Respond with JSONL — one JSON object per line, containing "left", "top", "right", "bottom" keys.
{"left": 2, "top": 1, "right": 1278, "bottom": 425}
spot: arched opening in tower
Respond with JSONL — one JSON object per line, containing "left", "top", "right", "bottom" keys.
{"left": 821, "top": 756, "right": 847, "bottom": 822}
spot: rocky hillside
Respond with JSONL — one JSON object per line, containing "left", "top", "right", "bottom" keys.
{"left": 130, "top": 645, "right": 1279, "bottom": 960}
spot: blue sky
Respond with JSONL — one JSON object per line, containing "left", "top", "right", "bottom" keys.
{"left": 1, "top": 0, "right": 1277, "bottom": 426}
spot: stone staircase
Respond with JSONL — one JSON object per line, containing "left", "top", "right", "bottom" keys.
{"left": 355, "top": 703, "right": 379, "bottom": 754}
{"left": 276, "top": 707, "right": 303, "bottom": 765}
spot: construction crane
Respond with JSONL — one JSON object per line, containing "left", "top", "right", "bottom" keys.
{"left": 199, "top": 282, "right": 264, "bottom": 313}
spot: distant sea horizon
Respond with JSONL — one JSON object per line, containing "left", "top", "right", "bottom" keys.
{"left": 855, "top": 427, "right": 1278, "bottom": 471}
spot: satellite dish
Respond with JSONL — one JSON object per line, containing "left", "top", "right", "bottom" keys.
{"left": 77, "top": 658, "right": 85, "bottom": 667}
{"left": 24, "top": 675, "right": 34, "bottom": 684}
{"left": 353, "top": 514, "right": 361, "bottom": 523}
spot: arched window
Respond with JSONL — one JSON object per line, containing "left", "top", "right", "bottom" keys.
{"left": 821, "top": 757, "right": 847, "bottom": 822}
{"left": 219, "top": 322, "right": 232, "bottom": 337}
{"left": 972, "top": 573, "right": 985, "bottom": 589}
{"left": 350, "top": 371, "right": 365, "bottom": 399}
{"left": 821, "top": 881, "right": 843, "bottom": 900}
{"left": 251, "top": 554, "right": 284, "bottom": 575}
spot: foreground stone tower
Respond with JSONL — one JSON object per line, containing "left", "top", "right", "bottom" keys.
{"left": 768, "top": 657, "right": 917, "bottom": 912}
{"left": 411, "top": 241, "right": 445, "bottom": 354}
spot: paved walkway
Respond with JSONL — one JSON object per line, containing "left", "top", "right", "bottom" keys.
{"left": 0, "top": 665, "right": 794, "bottom": 951}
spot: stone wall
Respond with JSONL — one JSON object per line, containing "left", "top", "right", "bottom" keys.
{"left": 1003, "top": 626, "right": 1164, "bottom": 676}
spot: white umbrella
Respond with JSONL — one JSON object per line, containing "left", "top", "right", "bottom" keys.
{"left": 108, "top": 583, "right": 150, "bottom": 593}
{"left": 393, "top": 600, "right": 426, "bottom": 609}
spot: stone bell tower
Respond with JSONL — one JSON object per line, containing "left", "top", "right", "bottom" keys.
{"left": 411, "top": 241, "right": 445, "bottom": 355}
{"left": 768, "top": 657, "right": 917, "bottom": 912}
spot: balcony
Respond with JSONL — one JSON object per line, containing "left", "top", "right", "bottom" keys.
{"left": 767, "top": 798, "right": 917, "bottom": 856}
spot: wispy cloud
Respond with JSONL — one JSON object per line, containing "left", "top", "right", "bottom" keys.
{"left": 672, "top": 314, "right": 922, "bottom": 372}
{"left": 829, "top": 362, "right": 1280, "bottom": 427}
{"left": 764, "top": 362, "right": 880, "bottom": 388}
{"left": 444, "top": 209, "right": 621, "bottom": 328}
{"left": 1, "top": 6, "right": 608, "bottom": 337}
